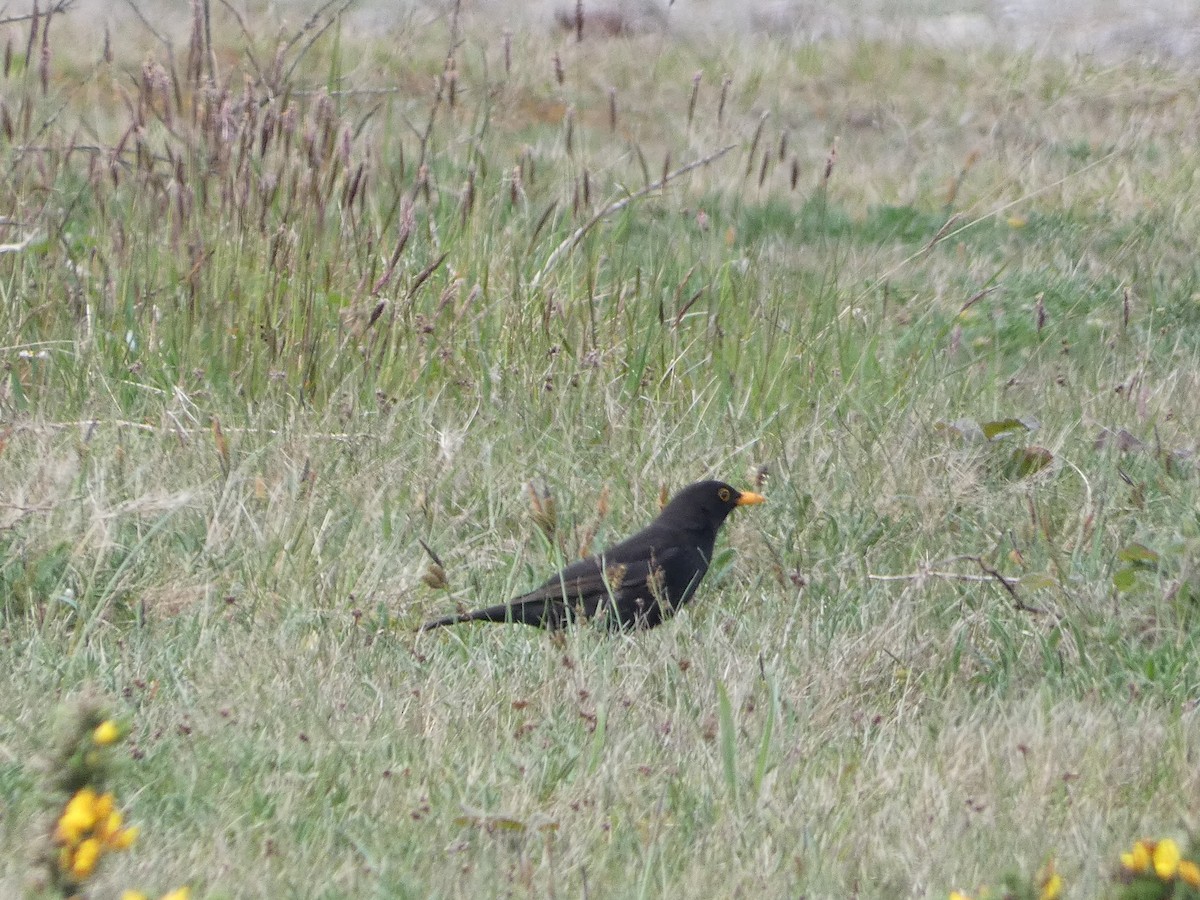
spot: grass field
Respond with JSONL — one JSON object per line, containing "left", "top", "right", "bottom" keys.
{"left": 2, "top": 2, "right": 1199, "bottom": 898}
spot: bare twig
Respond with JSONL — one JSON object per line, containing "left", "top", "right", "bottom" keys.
{"left": 215, "top": 0, "right": 267, "bottom": 86}
{"left": 673, "top": 288, "right": 705, "bottom": 327}
{"left": 959, "top": 285, "right": 1001, "bottom": 314}
{"left": 974, "top": 557, "right": 1046, "bottom": 615}
{"left": 10, "top": 144, "right": 109, "bottom": 154}
{"left": 852, "top": 145, "right": 1124, "bottom": 313}
{"left": 0, "top": 0, "right": 73, "bottom": 27}
{"left": 281, "top": 0, "right": 351, "bottom": 55}
{"left": 418, "top": 538, "right": 445, "bottom": 570}
{"left": 920, "top": 213, "right": 963, "bottom": 256}
{"left": 281, "top": 0, "right": 356, "bottom": 87}
{"left": 530, "top": 144, "right": 736, "bottom": 289}
{"left": 293, "top": 87, "right": 405, "bottom": 98}
{"left": 867, "top": 571, "right": 996, "bottom": 584}
{"left": 0, "top": 232, "right": 42, "bottom": 253}
{"left": 15, "top": 420, "right": 377, "bottom": 441}
{"left": 410, "top": 0, "right": 464, "bottom": 199}
{"left": 201, "top": 0, "right": 217, "bottom": 83}
{"left": 121, "top": 0, "right": 173, "bottom": 51}
{"left": 870, "top": 556, "right": 1056, "bottom": 618}
{"left": 407, "top": 251, "right": 449, "bottom": 299}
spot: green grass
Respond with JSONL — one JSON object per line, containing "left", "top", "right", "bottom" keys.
{"left": 2, "top": 4, "right": 1199, "bottom": 898}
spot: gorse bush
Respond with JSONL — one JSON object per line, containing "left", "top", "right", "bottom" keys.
{"left": 25, "top": 694, "right": 186, "bottom": 900}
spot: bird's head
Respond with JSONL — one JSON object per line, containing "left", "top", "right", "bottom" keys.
{"left": 660, "top": 480, "right": 766, "bottom": 532}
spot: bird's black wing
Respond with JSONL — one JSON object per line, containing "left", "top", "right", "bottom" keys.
{"left": 419, "top": 544, "right": 690, "bottom": 631}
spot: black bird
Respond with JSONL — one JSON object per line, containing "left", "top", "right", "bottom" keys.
{"left": 420, "top": 480, "right": 766, "bottom": 631}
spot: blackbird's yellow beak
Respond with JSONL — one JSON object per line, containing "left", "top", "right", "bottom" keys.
{"left": 736, "top": 491, "right": 767, "bottom": 506}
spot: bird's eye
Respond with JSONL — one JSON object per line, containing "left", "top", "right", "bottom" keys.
{"left": 718, "top": 487, "right": 731, "bottom": 502}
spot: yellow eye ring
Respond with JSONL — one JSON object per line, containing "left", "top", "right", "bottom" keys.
{"left": 718, "top": 487, "right": 731, "bottom": 502}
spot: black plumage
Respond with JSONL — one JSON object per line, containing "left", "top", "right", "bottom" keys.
{"left": 419, "top": 480, "right": 765, "bottom": 631}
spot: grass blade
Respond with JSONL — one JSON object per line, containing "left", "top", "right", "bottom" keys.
{"left": 716, "top": 678, "right": 738, "bottom": 807}
{"left": 751, "top": 677, "right": 778, "bottom": 802}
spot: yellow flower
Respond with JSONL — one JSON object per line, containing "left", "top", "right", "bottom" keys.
{"left": 1121, "top": 840, "right": 1152, "bottom": 874}
{"left": 56, "top": 789, "right": 100, "bottom": 845}
{"left": 1153, "top": 839, "right": 1181, "bottom": 879}
{"left": 1035, "top": 858, "right": 1061, "bottom": 900}
{"left": 96, "top": 809, "right": 123, "bottom": 842}
{"left": 160, "top": 889, "right": 191, "bottom": 900}
{"left": 64, "top": 787, "right": 99, "bottom": 818}
{"left": 109, "top": 825, "right": 139, "bottom": 850}
{"left": 55, "top": 812, "right": 89, "bottom": 845}
{"left": 121, "top": 893, "right": 150, "bottom": 900}
{"left": 70, "top": 836, "right": 102, "bottom": 878}
{"left": 93, "top": 720, "right": 121, "bottom": 745}
{"left": 949, "top": 892, "right": 973, "bottom": 900}
{"left": 94, "top": 792, "right": 115, "bottom": 821}
{"left": 1179, "top": 859, "right": 1200, "bottom": 887}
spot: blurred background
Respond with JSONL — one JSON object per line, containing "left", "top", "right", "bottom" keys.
{"left": 57, "top": 0, "right": 1200, "bottom": 60}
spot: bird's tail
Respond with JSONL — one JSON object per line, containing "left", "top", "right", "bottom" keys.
{"left": 418, "top": 600, "right": 554, "bottom": 631}
{"left": 418, "top": 614, "right": 466, "bottom": 631}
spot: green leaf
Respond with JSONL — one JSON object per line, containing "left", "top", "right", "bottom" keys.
{"left": 1004, "top": 445, "right": 1054, "bottom": 478}
{"left": 1112, "top": 568, "right": 1139, "bottom": 592}
{"left": 751, "top": 678, "right": 779, "bottom": 802}
{"left": 586, "top": 703, "right": 607, "bottom": 774}
{"left": 7, "top": 368, "right": 28, "bottom": 410}
{"left": 982, "top": 417, "right": 1035, "bottom": 441}
{"left": 716, "top": 679, "right": 738, "bottom": 807}
{"left": 454, "top": 814, "right": 527, "bottom": 832}
{"left": 1117, "top": 543, "right": 1160, "bottom": 567}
